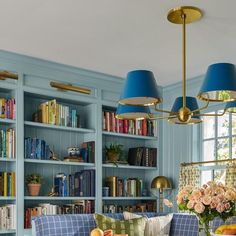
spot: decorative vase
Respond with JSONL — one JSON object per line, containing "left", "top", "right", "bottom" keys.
{"left": 199, "top": 219, "right": 213, "bottom": 236}
{"left": 28, "top": 183, "right": 41, "bottom": 196}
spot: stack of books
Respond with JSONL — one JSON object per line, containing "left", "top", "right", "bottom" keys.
{"left": 102, "top": 111, "right": 157, "bottom": 136}
{"left": 24, "top": 137, "right": 48, "bottom": 160}
{"left": 0, "top": 172, "right": 15, "bottom": 197}
{"left": 32, "top": 99, "right": 80, "bottom": 128}
{"left": 128, "top": 147, "right": 157, "bottom": 167}
{"left": 103, "top": 202, "right": 156, "bottom": 213}
{"left": 79, "top": 141, "right": 95, "bottom": 163}
{"left": 0, "top": 128, "right": 16, "bottom": 159}
{"left": 105, "top": 176, "right": 143, "bottom": 197}
{"left": 54, "top": 170, "right": 95, "bottom": 197}
{"left": 0, "top": 204, "right": 16, "bottom": 230}
{"left": 24, "top": 201, "right": 94, "bottom": 228}
{"left": 0, "top": 98, "right": 15, "bottom": 120}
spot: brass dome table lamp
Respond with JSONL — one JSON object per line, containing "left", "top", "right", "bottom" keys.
{"left": 151, "top": 176, "right": 172, "bottom": 212}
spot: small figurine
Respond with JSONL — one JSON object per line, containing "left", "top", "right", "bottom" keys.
{"left": 50, "top": 150, "right": 58, "bottom": 160}
{"left": 48, "top": 186, "right": 57, "bottom": 197}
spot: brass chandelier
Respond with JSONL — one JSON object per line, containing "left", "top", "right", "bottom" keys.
{"left": 116, "top": 6, "right": 236, "bottom": 125}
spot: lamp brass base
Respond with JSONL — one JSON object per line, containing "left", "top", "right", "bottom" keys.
{"left": 167, "top": 6, "right": 202, "bottom": 24}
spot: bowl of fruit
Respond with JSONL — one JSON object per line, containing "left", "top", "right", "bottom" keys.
{"left": 212, "top": 224, "right": 236, "bottom": 235}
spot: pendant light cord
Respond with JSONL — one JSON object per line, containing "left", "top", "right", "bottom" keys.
{"left": 182, "top": 13, "right": 186, "bottom": 108}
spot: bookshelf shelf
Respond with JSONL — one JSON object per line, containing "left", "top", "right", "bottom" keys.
{"left": 24, "top": 196, "right": 96, "bottom": 200}
{"left": 24, "top": 229, "right": 32, "bottom": 236}
{"left": 102, "top": 164, "right": 157, "bottom": 170}
{"left": 0, "top": 118, "right": 16, "bottom": 124}
{"left": 102, "top": 197, "right": 157, "bottom": 200}
{"left": 0, "top": 229, "right": 16, "bottom": 234}
{"left": 102, "top": 131, "right": 157, "bottom": 140}
{"left": 0, "top": 158, "right": 16, "bottom": 162}
{"left": 24, "top": 121, "right": 95, "bottom": 133}
{"left": 0, "top": 197, "right": 16, "bottom": 200}
{"left": 24, "top": 159, "right": 95, "bottom": 167}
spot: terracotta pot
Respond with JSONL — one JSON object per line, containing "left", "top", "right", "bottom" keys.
{"left": 28, "top": 183, "right": 41, "bottom": 196}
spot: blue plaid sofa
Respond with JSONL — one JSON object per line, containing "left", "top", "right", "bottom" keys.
{"left": 32, "top": 212, "right": 236, "bottom": 236}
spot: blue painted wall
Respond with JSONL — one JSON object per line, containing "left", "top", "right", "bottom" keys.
{"left": 0, "top": 49, "right": 227, "bottom": 222}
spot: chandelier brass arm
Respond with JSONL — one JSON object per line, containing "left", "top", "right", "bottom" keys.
{"left": 193, "top": 109, "right": 226, "bottom": 117}
{"left": 154, "top": 104, "right": 176, "bottom": 114}
{"left": 148, "top": 114, "right": 178, "bottom": 120}
{"left": 191, "top": 100, "right": 210, "bottom": 113}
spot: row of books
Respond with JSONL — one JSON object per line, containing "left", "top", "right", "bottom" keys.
{"left": 24, "top": 137, "right": 48, "bottom": 160}
{"left": 103, "top": 111, "right": 157, "bottom": 137}
{"left": 24, "top": 138, "right": 95, "bottom": 163}
{"left": 128, "top": 147, "right": 157, "bottom": 167}
{"left": 0, "top": 172, "right": 15, "bottom": 197}
{"left": 32, "top": 99, "right": 80, "bottom": 128}
{"left": 105, "top": 176, "right": 143, "bottom": 197}
{"left": 0, "top": 98, "right": 15, "bottom": 120}
{"left": 0, "top": 204, "right": 16, "bottom": 230}
{"left": 24, "top": 201, "right": 94, "bottom": 228}
{"left": 0, "top": 128, "right": 15, "bottom": 159}
{"left": 79, "top": 141, "right": 95, "bottom": 163}
{"left": 54, "top": 170, "right": 95, "bottom": 197}
{"left": 103, "top": 202, "right": 156, "bottom": 213}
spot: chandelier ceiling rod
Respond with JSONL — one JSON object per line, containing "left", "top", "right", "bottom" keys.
{"left": 182, "top": 12, "right": 187, "bottom": 109}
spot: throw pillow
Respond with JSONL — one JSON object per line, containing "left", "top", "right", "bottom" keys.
{"left": 123, "top": 212, "right": 173, "bottom": 236}
{"left": 94, "top": 213, "right": 147, "bottom": 236}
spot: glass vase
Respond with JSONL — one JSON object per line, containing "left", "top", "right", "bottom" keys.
{"left": 199, "top": 219, "right": 213, "bottom": 236}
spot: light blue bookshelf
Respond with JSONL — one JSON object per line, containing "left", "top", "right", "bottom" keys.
{"left": 0, "top": 197, "right": 16, "bottom": 200}
{"left": 24, "top": 196, "right": 96, "bottom": 201}
{"left": 102, "top": 197, "right": 157, "bottom": 200}
{"left": 24, "top": 121, "right": 95, "bottom": 133}
{"left": 24, "top": 159, "right": 95, "bottom": 167}
{"left": 102, "top": 131, "right": 157, "bottom": 140}
{"left": 0, "top": 158, "right": 16, "bottom": 162}
{"left": 102, "top": 163, "right": 157, "bottom": 170}
{"left": 0, "top": 229, "right": 16, "bottom": 234}
{"left": 0, "top": 50, "right": 160, "bottom": 235}
{"left": 0, "top": 118, "right": 16, "bottom": 124}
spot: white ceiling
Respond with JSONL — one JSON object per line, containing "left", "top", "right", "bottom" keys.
{"left": 0, "top": 0, "right": 236, "bottom": 85}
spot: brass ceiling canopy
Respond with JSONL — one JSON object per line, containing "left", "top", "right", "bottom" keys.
{"left": 167, "top": 6, "right": 202, "bottom": 24}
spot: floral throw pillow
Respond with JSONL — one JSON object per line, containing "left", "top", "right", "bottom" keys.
{"left": 123, "top": 212, "right": 173, "bottom": 236}
{"left": 94, "top": 213, "right": 147, "bottom": 236}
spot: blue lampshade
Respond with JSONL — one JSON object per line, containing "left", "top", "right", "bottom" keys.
{"left": 225, "top": 100, "right": 236, "bottom": 113}
{"left": 119, "top": 70, "right": 162, "bottom": 106}
{"left": 168, "top": 96, "right": 202, "bottom": 124}
{"left": 115, "top": 104, "right": 151, "bottom": 120}
{"left": 198, "top": 63, "right": 236, "bottom": 102}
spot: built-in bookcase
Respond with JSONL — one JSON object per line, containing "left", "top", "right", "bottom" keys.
{"left": 0, "top": 86, "right": 17, "bottom": 236}
{"left": 23, "top": 91, "right": 97, "bottom": 231}
{"left": 102, "top": 105, "right": 159, "bottom": 213}
{"left": 0, "top": 51, "right": 160, "bottom": 235}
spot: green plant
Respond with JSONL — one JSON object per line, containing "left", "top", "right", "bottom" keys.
{"left": 26, "top": 174, "right": 42, "bottom": 185}
{"left": 105, "top": 143, "right": 124, "bottom": 156}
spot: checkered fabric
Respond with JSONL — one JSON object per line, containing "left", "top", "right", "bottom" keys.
{"left": 212, "top": 217, "right": 236, "bottom": 232}
{"left": 32, "top": 213, "right": 199, "bottom": 236}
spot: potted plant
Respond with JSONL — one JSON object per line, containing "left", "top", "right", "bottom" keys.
{"left": 105, "top": 143, "right": 124, "bottom": 163}
{"left": 26, "top": 173, "right": 42, "bottom": 196}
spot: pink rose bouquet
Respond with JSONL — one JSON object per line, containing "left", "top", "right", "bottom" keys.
{"left": 176, "top": 181, "right": 236, "bottom": 236}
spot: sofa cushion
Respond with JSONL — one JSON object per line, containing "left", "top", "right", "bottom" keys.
{"left": 123, "top": 211, "right": 173, "bottom": 236}
{"left": 94, "top": 213, "right": 147, "bottom": 236}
